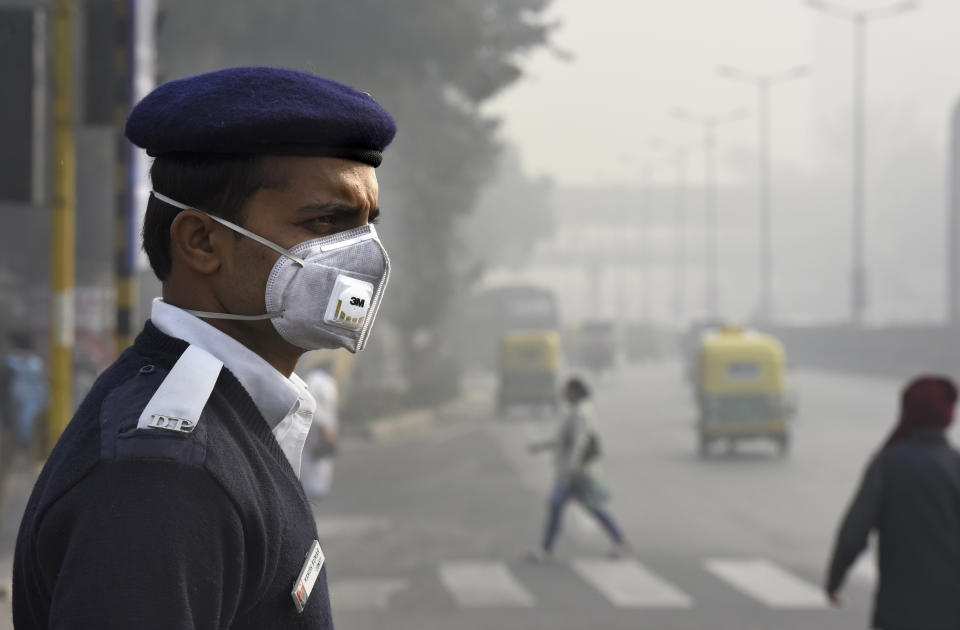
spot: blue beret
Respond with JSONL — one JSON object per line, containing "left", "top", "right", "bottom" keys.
{"left": 125, "top": 67, "right": 396, "bottom": 167}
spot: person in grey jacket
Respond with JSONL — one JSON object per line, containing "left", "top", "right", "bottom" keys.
{"left": 825, "top": 375, "right": 960, "bottom": 630}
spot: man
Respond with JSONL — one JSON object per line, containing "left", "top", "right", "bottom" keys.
{"left": 826, "top": 376, "right": 960, "bottom": 630}
{"left": 13, "top": 66, "right": 395, "bottom": 629}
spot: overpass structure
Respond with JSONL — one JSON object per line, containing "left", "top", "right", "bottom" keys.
{"left": 519, "top": 224, "right": 696, "bottom": 324}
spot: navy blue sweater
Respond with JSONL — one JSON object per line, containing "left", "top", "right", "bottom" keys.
{"left": 13, "top": 322, "right": 333, "bottom": 629}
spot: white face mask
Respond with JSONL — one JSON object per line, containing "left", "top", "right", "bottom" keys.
{"left": 152, "top": 190, "right": 390, "bottom": 353}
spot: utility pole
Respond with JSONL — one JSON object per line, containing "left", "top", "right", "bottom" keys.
{"left": 807, "top": 0, "right": 919, "bottom": 325}
{"left": 112, "top": 0, "right": 158, "bottom": 354}
{"left": 114, "top": 0, "right": 135, "bottom": 354}
{"left": 950, "top": 99, "right": 960, "bottom": 326}
{"left": 49, "top": 0, "right": 75, "bottom": 451}
{"left": 673, "top": 107, "right": 747, "bottom": 320}
{"left": 649, "top": 138, "right": 694, "bottom": 327}
{"left": 718, "top": 64, "right": 808, "bottom": 324}
{"left": 672, "top": 145, "right": 693, "bottom": 327}
{"left": 638, "top": 162, "right": 656, "bottom": 324}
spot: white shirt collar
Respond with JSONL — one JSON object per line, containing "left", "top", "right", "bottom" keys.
{"left": 150, "top": 298, "right": 301, "bottom": 429}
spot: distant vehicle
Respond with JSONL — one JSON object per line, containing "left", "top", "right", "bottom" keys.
{"left": 623, "top": 323, "right": 664, "bottom": 362}
{"left": 497, "top": 330, "right": 562, "bottom": 416}
{"left": 575, "top": 320, "right": 617, "bottom": 373}
{"left": 695, "top": 325, "right": 794, "bottom": 457}
{"left": 457, "top": 284, "right": 560, "bottom": 370}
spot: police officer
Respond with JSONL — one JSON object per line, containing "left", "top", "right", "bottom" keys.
{"left": 13, "top": 67, "right": 395, "bottom": 629}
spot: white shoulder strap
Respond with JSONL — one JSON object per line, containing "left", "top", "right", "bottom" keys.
{"left": 137, "top": 345, "right": 224, "bottom": 434}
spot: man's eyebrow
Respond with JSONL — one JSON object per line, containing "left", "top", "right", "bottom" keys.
{"left": 295, "top": 202, "right": 362, "bottom": 215}
{"left": 295, "top": 202, "right": 381, "bottom": 222}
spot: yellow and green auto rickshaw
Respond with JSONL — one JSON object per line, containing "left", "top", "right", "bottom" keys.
{"left": 497, "top": 330, "right": 563, "bottom": 416}
{"left": 696, "top": 326, "right": 794, "bottom": 457}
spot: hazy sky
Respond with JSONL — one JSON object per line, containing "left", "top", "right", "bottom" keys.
{"left": 485, "top": 0, "right": 960, "bottom": 187}
{"left": 479, "top": 0, "right": 960, "bottom": 325}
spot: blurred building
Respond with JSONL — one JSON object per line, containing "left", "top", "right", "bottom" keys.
{"left": 0, "top": 0, "right": 159, "bottom": 403}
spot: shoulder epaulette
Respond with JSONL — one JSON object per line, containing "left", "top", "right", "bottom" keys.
{"left": 136, "top": 345, "right": 223, "bottom": 434}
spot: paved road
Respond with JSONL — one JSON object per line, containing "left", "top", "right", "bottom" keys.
{"left": 0, "top": 360, "right": 923, "bottom": 628}
{"left": 317, "top": 360, "right": 905, "bottom": 630}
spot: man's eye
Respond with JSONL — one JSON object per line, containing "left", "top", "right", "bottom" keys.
{"left": 307, "top": 216, "right": 336, "bottom": 227}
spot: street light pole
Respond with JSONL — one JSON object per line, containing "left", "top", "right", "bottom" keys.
{"left": 806, "top": 0, "right": 919, "bottom": 325}
{"left": 706, "top": 124, "right": 718, "bottom": 318}
{"left": 717, "top": 64, "right": 808, "bottom": 324}
{"left": 853, "top": 14, "right": 866, "bottom": 324}
{"left": 667, "top": 144, "right": 694, "bottom": 326}
{"left": 673, "top": 107, "right": 747, "bottom": 321}
{"left": 760, "top": 80, "right": 771, "bottom": 321}
{"left": 649, "top": 138, "right": 696, "bottom": 327}
{"left": 49, "top": 0, "right": 76, "bottom": 452}
{"left": 637, "top": 140, "right": 674, "bottom": 324}
{"left": 639, "top": 163, "right": 654, "bottom": 323}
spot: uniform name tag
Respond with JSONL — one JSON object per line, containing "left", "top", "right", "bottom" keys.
{"left": 291, "top": 539, "right": 325, "bottom": 613}
{"left": 147, "top": 414, "right": 196, "bottom": 434}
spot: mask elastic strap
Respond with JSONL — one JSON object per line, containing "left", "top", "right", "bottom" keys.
{"left": 151, "top": 190, "right": 305, "bottom": 267}
{"left": 184, "top": 308, "right": 283, "bottom": 321}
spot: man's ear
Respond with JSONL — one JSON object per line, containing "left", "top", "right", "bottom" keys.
{"left": 169, "top": 210, "right": 228, "bottom": 275}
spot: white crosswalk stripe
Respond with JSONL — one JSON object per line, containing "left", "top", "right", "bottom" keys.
{"left": 439, "top": 561, "right": 535, "bottom": 607}
{"left": 704, "top": 558, "right": 828, "bottom": 608}
{"left": 330, "top": 578, "right": 408, "bottom": 611}
{"left": 572, "top": 558, "right": 693, "bottom": 608}
{"left": 332, "top": 556, "right": 844, "bottom": 613}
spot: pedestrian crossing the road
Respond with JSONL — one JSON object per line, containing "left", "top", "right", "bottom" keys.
{"left": 330, "top": 556, "right": 837, "bottom": 613}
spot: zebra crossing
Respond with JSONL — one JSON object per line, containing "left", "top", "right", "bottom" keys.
{"left": 330, "top": 556, "right": 857, "bottom": 612}
{"left": 703, "top": 558, "right": 826, "bottom": 608}
{"left": 571, "top": 558, "right": 692, "bottom": 608}
{"left": 439, "top": 562, "right": 536, "bottom": 607}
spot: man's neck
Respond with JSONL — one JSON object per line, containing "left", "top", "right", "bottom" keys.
{"left": 161, "top": 288, "right": 301, "bottom": 377}
{"left": 205, "top": 318, "right": 301, "bottom": 377}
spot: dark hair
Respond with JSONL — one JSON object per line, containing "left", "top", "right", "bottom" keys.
{"left": 142, "top": 153, "right": 286, "bottom": 281}
{"left": 565, "top": 377, "right": 590, "bottom": 400}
